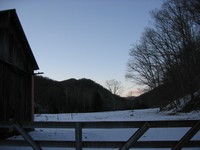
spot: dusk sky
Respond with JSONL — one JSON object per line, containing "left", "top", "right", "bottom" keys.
{"left": 0, "top": 0, "right": 163, "bottom": 96}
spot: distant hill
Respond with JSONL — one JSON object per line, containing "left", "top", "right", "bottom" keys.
{"left": 34, "top": 76, "right": 135, "bottom": 113}
{"left": 36, "top": 76, "right": 200, "bottom": 113}
{"left": 133, "top": 85, "right": 175, "bottom": 108}
{"left": 132, "top": 83, "right": 200, "bottom": 112}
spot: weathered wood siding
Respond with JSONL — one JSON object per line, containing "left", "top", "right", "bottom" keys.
{"left": 0, "top": 60, "right": 32, "bottom": 121}
{"left": 0, "top": 9, "right": 39, "bottom": 127}
{"left": 0, "top": 12, "right": 34, "bottom": 73}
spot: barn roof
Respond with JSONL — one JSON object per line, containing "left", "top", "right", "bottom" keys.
{"left": 0, "top": 9, "right": 39, "bottom": 70}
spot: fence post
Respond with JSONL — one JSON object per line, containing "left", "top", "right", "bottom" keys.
{"left": 75, "top": 122, "right": 82, "bottom": 150}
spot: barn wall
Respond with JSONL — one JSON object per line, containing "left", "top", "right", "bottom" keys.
{"left": 0, "top": 28, "right": 33, "bottom": 122}
{"left": 0, "top": 13, "right": 34, "bottom": 122}
{"left": 0, "top": 60, "right": 32, "bottom": 122}
{"left": 0, "top": 61, "right": 5, "bottom": 121}
{"left": 0, "top": 28, "right": 9, "bottom": 61}
{"left": 0, "top": 10, "right": 38, "bottom": 138}
{"left": 0, "top": 26, "right": 33, "bottom": 73}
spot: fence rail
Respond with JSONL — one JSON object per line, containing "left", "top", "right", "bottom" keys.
{"left": 0, "top": 120, "right": 200, "bottom": 150}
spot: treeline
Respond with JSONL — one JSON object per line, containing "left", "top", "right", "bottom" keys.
{"left": 34, "top": 76, "right": 138, "bottom": 113}
{"left": 126, "top": 0, "right": 200, "bottom": 103}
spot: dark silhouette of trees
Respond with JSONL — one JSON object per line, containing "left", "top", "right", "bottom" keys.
{"left": 34, "top": 76, "right": 134, "bottom": 113}
{"left": 126, "top": 0, "right": 200, "bottom": 101}
{"left": 184, "top": 0, "right": 200, "bottom": 25}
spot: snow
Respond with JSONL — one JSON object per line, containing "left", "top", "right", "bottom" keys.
{"left": 35, "top": 108, "right": 200, "bottom": 122}
{"left": 162, "top": 89, "right": 200, "bottom": 113}
{"left": 1, "top": 108, "right": 200, "bottom": 150}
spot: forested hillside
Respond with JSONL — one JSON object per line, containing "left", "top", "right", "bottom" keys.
{"left": 126, "top": 0, "right": 200, "bottom": 111}
{"left": 34, "top": 76, "right": 135, "bottom": 113}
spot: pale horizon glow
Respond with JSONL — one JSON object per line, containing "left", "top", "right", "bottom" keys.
{"left": 0, "top": 0, "right": 163, "bottom": 96}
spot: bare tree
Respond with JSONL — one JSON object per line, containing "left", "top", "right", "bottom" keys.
{"left": 126, "top": 0, "right": 200, "bottom": 100}
{"left": 126, "top": 33, "right": 164, "bottom": 90}
{"left": 105, "top": 79, "right": 124, "bottom": 95}
{"left": 184, "top": 0, "right": 200, "bottom": 25}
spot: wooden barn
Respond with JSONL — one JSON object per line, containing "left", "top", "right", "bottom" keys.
{"left": 0, "top": 9, "right": 39, "bottom": 128}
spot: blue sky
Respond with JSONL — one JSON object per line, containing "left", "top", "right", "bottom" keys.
{"left": 0, "top": 0, "right": 163, "bottom": 96}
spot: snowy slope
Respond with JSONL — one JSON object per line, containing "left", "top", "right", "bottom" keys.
{"left": 162, "top": 89, "right": 200, "bottom": 112}
{"left": 1, "top": 108, "right": 200, "bottom": 150}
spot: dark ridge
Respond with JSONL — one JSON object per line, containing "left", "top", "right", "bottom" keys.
{"left": 34, "top": 76, "right": 136, "bottom": 113}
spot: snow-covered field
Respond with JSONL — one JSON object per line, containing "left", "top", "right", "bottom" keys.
{"left": 35, "top": 108, "right": 200, "bottom": 122}
{"left": 1, "top": 108, "right": 200, "bottom": 150}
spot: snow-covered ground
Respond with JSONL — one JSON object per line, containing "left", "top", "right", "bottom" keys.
{"left": 35, "top": 108, "right": 200, "bottom": 122}
{"left": 1, "top": 108, "right": 200, "bottom": 150}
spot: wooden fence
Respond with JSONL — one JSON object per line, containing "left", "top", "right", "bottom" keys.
{"left": 0, "top": 120, "right": 200, "bottom": 150}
